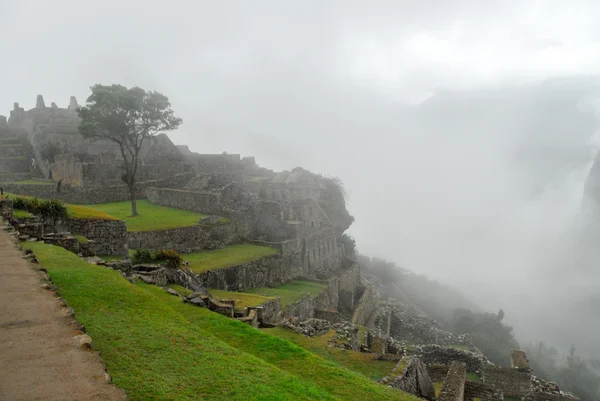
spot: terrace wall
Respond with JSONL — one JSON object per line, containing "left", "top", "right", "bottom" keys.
{"left": 128, "top": 222, "right": 237, "bottom": 253}
{"left": 0, "top": 199, "right": 13, "bottom": 219}
{"left": 65, "top": 218, "right": 128, "bottom": 256}
{"left": 146, "top": 187, "right": 222, "bottom": 216}
{"left": 419, "top": 345, "right": 488, "bottom": 375}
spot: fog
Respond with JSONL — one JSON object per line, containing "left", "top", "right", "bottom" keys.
{"left": 2, "top": 1, "right": 600, "bottom": 355}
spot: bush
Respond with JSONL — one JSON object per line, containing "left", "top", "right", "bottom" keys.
{"left": 11, "top": 196, "right": 68, "bottom": 221}
{"left": 132, "top": 249, "right": 182, "bottom": 267}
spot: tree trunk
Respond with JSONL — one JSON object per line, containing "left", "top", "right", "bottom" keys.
{"left": 129, "top": 184, "right": 138, "bottom": 216}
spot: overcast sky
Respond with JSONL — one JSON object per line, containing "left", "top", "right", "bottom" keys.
{"left": 3, "top": 0, "right": 600, "bottom": 350}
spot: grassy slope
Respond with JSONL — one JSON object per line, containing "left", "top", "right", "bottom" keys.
{"left": 246, "top": 280, "right": 328, "bottom": 308}
{"left": 263, "top": 327, "right": 397, "bottom": 381}
{"left": 147, "top": 285, "right": 417, "bottom": 401}
{"left": 186, "top": 243, "right": 279, "bottom": 273}
{"left": 89, "top": 200, "right": 208, "bottom": 232}
{"left": 5, "top": 193, "right": 118, "bottom": 220}
{"left": 27, "top": 242, "right": 416, "bottom": 401}
{"left": 24, "top": 242, "right": 330, "bottom": 401}
{"left": 0, "top": 179, "right": 53, "bottom": 185}
{"left": 12, "top": 209, "right": 33, "bottom": 218}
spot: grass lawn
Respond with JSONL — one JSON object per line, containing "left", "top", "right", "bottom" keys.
{"left": 209, "top": 289, "right": 275, "bottom": 312}
{"left": 449, "top": 344, "right": 472, "bottom": 351}
{"left": 5, "top": 193, "right": 118, "bottom": 221}
{"left": 0, "top": 155, "right": 26, "bottom": 159}
{"left": 26, "top": 242, "right": 417, "bottom": 401}
{"left": 186, "top": 243, "right": 279, "bottom": 273}
{"left": 263, "top": 327, "right": 397, "bottom": 381}
{"left": 12, "top": 209, "right": 33, "bottom": 218}
{"left": 434, "top": 383, "right": 443, "bottom": 398}
{"left": 88, "top": 200, "right": 222, "bottom": 232}
{"left": 101, "top": 249, "right": 135, "bottom": 261}
{"left": 147, "top": 284, "right": 418, "bottom": 401}
{"left": 246, "top": 280, "right": 328, "bottom": 308}
{"left": 167, "top": 283, "right": 193, "bottom": 297}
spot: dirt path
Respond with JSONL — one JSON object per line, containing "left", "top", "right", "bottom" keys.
{"left": 0, "top": 221, "right": 127, "bottom": 401}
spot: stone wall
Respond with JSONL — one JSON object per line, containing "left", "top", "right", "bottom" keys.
{"left": 146, "top": 187, "right": 222, "bottom": 216}
{"left": 256, "top": 298, "right": 282, "bottom": 324}
{"left": 484, "top": 366, "right": 533, "bottom": 399}
{"left": 0, "top": 156, "right": 29, "bottom": 173}
{"left": 338, "top": 263, "right": 361, "bottom": 312}
{"left": 66, "top": 218, "right": 128, "bottom": 256}
{"left": 439, "top": 362, "right": 466, "bottom": 401}
{"left": 523, "top": 392, "right": 581, "bottom": 401}
{"left": 0, "top": 199, "right": 13, "bottom": 219}
{"left": 419, "top": 345, "right": 488, "bottom": 374}
{"left": 351, "top": 286, "right": 377, "bottom": 326}
{"left": 388, "top": 356, "right": 436, "bottom": 401}
{"left": 427, "top": 364, "right": 450, "bottom": 383}
{"left": 199, "top": 253, "right": 293, "bottom": 291}
{"left": 284, "top": 294, "right": 314, "bottom": 320}
{"left": 128, "top": 222, "right": 237, "bottom": 253}
{"left": 464, "top": 381, "right": 503, "bottom": 401}
{"left": 1, "top": 173, "right": 193, "bottom": 204}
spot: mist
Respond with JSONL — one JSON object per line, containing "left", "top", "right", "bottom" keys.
{"left": 2, "top": 0, "right": 600, "bottom": 357}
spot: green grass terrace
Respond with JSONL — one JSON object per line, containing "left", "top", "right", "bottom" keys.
{"left": 88, "top": 200, "right": 228, "bottom": 232}
{"left": 246, "top": 280, "right": 328, "bottom": 308}
{"left": 24, "top": 242, "right": 418, "bottom": 401}
{"left": 186, "top": 243, "right": 279, "bottom": 273}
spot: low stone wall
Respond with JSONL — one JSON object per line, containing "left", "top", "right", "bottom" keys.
{"left": 419, "top": 345, "right": 488, "bottom": 374}
{"left": 464, "top": 380, "right": 503, "bottom": 401}
{"left": 66, "top": 218, "right": 128, "bottom": 256}
{"left": 128, "top": 222, "right": 237, "bottom": 253}
{"left": 428, "top": 364, "right": 450, "bottom": 383}
{"left": 439, "top": 362, "right": 466, "bottom": 401}
{"left": 351, "top": 286, "right": 377, "bottom": 326}
{"left": 484, "top": 366, "right": 532, "bottom": 399}
{"left": 0, "top": 199, "right": 13, "bottom": 219}
{"left": 314, "top": 309, "right": 341, "bottom": 323}
{"left": 524, "top": 392, "right": 581, "bottom": 401}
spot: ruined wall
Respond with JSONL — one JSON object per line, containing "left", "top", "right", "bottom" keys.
{"left": 351, "top": 286, "right": 377, "bottom": 326}
{"left": 388, "top": 356, "right": 436, "bottom": 401}
{"left": 256, "top": 298, "right": 282, "bottom": 324}
{"left": 128, "top": 223, "right": 237, "bottom": 253}
{"left": 523, "top": 392, "right": 581, "bottom": 401}
{"left": 439, "top": 362, "right": 466, "bottom": 401}
{"left": 302, "top": 227, "right": 342, "bottom": 279}
{"left": 65, "top": 218, "right": 127, "bottom": 256}
{"left": 284, "top": 294, "right": 315, "bottom": 320}
{"left": 338, "top": 263, "right": 361, "bottom": 313}
{"left": 146, "top": 187, "right": 222, "bottom": 216}
{"left": 419, "top": 345, "right": 488, "bottom": 374}
{"left": 427, "top": 364, "right": 450, "bottom": 383}
{"left": 464, "top": 381, "right": 503, "bottom": 401}
{"left": 484, "top": 366, "right": 532, "bottom": 399}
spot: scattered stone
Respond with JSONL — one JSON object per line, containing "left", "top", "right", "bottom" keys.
{"left": 283, "top": 318, "right": 331, "bottom": 336}
{"left": 166, "top": 288, "right": 180, "bottom": 297}
{"left": 73, "top": 334, "right": 92, "bottom": 349}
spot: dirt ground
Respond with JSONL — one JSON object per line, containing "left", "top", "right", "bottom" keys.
{"left": 0, "top": 223, "right": 127, "bottom": 401}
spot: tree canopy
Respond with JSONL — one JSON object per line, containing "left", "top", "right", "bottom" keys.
{"left": 78, "top": 84, "right": 181, "bottom": 215}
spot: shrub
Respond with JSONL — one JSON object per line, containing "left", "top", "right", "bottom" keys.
{"left": 155, "top": 249, "right": 183, "bottom": 268}
{"left": 132, "top": 249, "right": 154, "bottom": 264}
{"left": 11, "top": 196, "right": 68, "bottom": 220}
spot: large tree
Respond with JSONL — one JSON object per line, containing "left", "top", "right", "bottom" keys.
{"left": 78, "top": 84, "right": 182, "bottom": 216}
